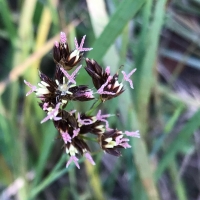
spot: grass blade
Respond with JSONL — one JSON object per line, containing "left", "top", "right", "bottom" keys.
{"left": 155, "top": 109, "right": 200, "bottom": 180}
{"left": 88, "top": 0, "right": 146, "bottom": 61}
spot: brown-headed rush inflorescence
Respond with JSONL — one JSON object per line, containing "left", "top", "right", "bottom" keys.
{"left": 24, "top": 32, "right": 140, "bottom": 169}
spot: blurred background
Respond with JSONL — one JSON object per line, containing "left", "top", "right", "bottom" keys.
{"left": 1, "top": 0, "right": 200, "bottom": 199}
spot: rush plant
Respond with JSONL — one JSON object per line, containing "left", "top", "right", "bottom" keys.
{"left": 24, "top": 32, "right": 140, "bottom": 169}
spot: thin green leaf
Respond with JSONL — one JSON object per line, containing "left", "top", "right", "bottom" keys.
{"left": 155, "top": 109, "right": 200, "bottom": 180}
{"left": 0, "top": 0, "right": 17, "bottom": 45}
{"left": 136, "top": 0, "right": 168, "bottom": 134}
{"left": 32, "top": 123, "right": 56, "bottom": 187}
{"left": 88, "top": 0, "right": 146, "bottom": 61}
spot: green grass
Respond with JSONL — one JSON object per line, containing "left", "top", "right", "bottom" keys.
{"left": 1, "top": 0, "right": 200, "bottom": 199}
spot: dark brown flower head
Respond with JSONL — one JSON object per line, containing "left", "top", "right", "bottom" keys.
{"left": 52, "top": 110, "right": 107, "bottom": 160}
{"left": 53, "top": 32, "right": 92, "bottom": 70}
{"left": 66, "top": 138, "right": 90, "bottom": 155}
{"left": 24, "top": 32, "right": 140, "bottom": 169}
{"left": 77, "top": 113, "right": 105, "bottom": 135}
{"left": 85, "top": 58, "right": 124, "bottom": 102}
{"left": 54, "top": 111, "right": 94, "bottom": 169}
{"left": 53, "top": 110, "right": 101, "bottom": 166}
{"left": 53, "top": 43, "right": 83, "bottom": 71}
{"left": 84, "top": 58, "right": 104, "bottom": 89}
{"left": 67, "top": 85, "right": 94, "bottom": 101}
{"left": 53, "top": 110, "right": 78, "bottom": 131}
{"left": 32, "top": 66, "right": 94, "bottom": 107}
{"left": 98, "top": 129, "right": 131, "bottom": 157}
{"left": 80, "top": 119, "right": 105, "bottom": 135}
{"left": 53, "top": 110, "right": 104, "bottom": 139}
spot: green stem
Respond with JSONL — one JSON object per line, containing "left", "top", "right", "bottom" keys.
{"left": 79, "top": 135, "right": 98, "bottom": 142}
{"left": 85, "top": 98, "right": 102, "bottom": 116}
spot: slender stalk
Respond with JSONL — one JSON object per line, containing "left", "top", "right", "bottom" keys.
{"left": 85, "top": 98, "right": 102, "bottom": 116}
{"left": 79, "top": 135, "right": 98, "bottom": 142}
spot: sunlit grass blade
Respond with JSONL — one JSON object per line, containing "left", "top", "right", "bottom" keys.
{"left": 88, "top": 0, "right": 146, "bottom": 61}
{"left": 85, "top": 161, "right": 104, "bottom": 200}
{"left": 86, "top": 0, "right": 119, "bottom": 68}
{"left": 24, "top": 0, "right": 58, "bottom": 153}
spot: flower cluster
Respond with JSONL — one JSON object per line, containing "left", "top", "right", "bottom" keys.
{"left": 24, "top": 32, "right": 140, "bottom": 169}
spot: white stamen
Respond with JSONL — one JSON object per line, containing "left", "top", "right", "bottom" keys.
{"left": 41, "top": 81, "right": 49, "bottom": 87}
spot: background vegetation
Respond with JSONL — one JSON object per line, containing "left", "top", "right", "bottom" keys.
{"left": 0, "top": 0, "right": 200, "bottom": 199}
